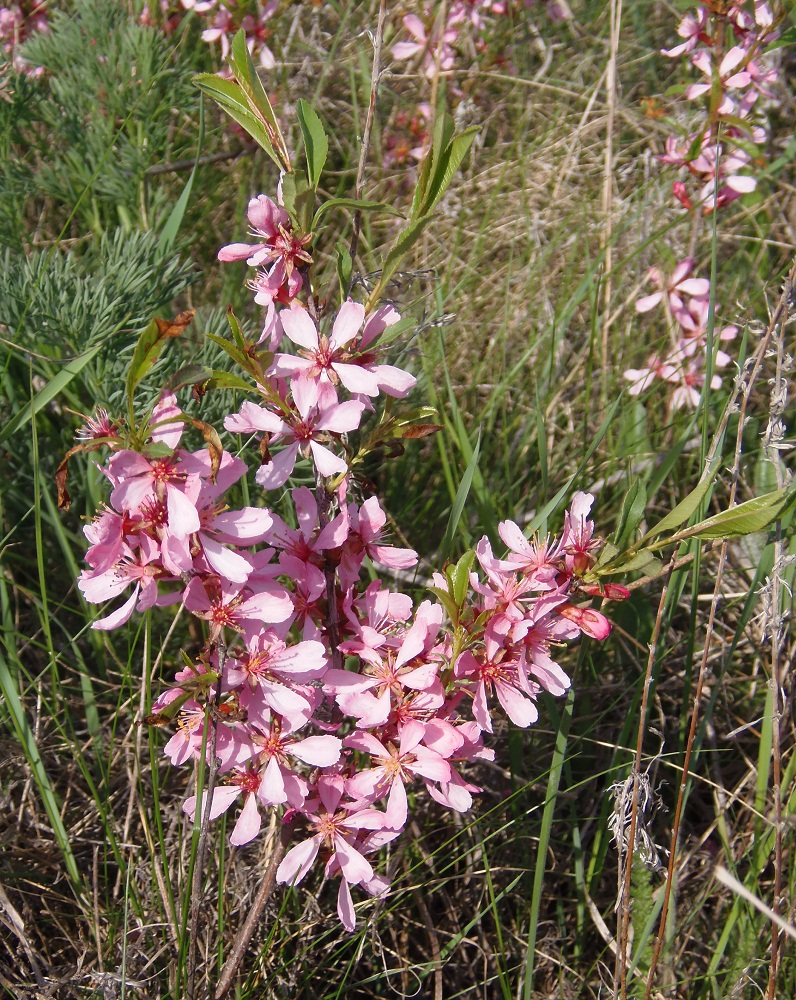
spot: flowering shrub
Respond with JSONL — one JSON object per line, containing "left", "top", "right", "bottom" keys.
{"left": 62, "top": 25, "right": 631, "bottom": 939}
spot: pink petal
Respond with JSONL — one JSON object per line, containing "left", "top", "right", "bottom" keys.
{"left": 308, "top": 440, "right": 348, "bottom": 477}
{"left": 259, "top": 756, "right": 287, "bottom": 805}
{"left": 200, "top": 535, "right": 251, "bottom": 582}
{"left": 277, "top": 835, "right": 321, "bottom": 886}
{"left": 165, "top": 486, "right": 200, "bottom": 537}
{"left": 315, "top": 399, "right": 366, "bottom": 434}
{"left": 495, "top": 681, "right": 538, "bottom": 728}
{"left": 218, "top": 242, "right": 259, "bottom": 262}
{"left": 280, "top": 307, "right": 319, "bottom": 351}
{"left": 725, "top": 174, "right": 756, "bottom": 193}
{"left": 676, "top": 278, "right": 710, "bottom": 297}
{"left": 333, "top": 836, "right": 373, "bottom": 884}
{"left": 330, "top": 300, "right": 365, "bottom": 349}
{"left": 384, "top": 779, "right": 408, "bottom": 828}
{"left": 92, "top": 586, "right": 140, "bottom": 631}
{"left": 255, "top": 442, "right": 300, "bottom": 490}
{"left": 290, "top": 735, "right": 342, "bottom": 767}
{"left": 719, "top": 46, "right": 746, "bottom": 77}
{"left": 337, "top": 878, "right": 356, "bottom": 931}
{"left": 635, "top": 291, "right": 663, "bottom": 313}
{"left": 332, "top": 362, "right": 381, "bottom": 396}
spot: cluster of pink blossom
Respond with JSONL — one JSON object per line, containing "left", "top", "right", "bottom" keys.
{"left": 178, "top": 0, "right": 279, "bottom": 70}
{"left": 391, "top": 1, "right": 570, "bottom": 80}
{"left": 381, "top": 103, "right": 431, "bottom": 170}
{"left": 75, "top": 184, "right": 625, "bottom": 930}
{"left": 658, "top": 1, "right": 782, "bottom": 213}
{"left": 0, "top": 1, "right": 47, "bottom": 74}
{"left": 624, "top": 257, "right": 737, "bottom": 410}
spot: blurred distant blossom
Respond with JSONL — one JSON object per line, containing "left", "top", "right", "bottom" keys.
{"left": 657, "top": 0, "right": 784, "bottom": 213}
{"left": 180, "top": 0, "right": 279, "bottom": 70}
{"left": 626, "top": 258, "right": 737, "bottom": 410}
{"left": 1, "top": 1, "right": 48, "bottom": 74}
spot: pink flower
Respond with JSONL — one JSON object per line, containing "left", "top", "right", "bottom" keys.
{"left": 391, "top": 11, "right": 458, "bottom": 78}
{"left": 273, "top": 301, "right": 416, "bottom": 399}
{"left": 276, "top": 776, "right": 387, "bottom": 890}
{"left": 224, "top": 379, "right": 365, "bottom": 490}
{"left": 454, "top": 623, "right": 539, "bottom": 734}
{"left": 635, "top": 258, "right": 711, "bottom": 315}
{"left": 184, "top": 575, "right": 292, "bottom": 638}
{"left": 218, "top": 194, "right": 311, "bottom": 298}
{"left": 344, "top": 720, "right": 451, "bottom": 828}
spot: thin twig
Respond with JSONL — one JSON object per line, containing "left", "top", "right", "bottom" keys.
{"left": 349, "top": 0, "right": 388, "bottom": 265}
{"left": 145, "top": 150, "right": 244, "bottom": 176}
{"left": 214, "top": 817, "right": 296, "bottom": 999}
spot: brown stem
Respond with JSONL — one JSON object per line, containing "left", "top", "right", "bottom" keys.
{"left": 349, "top": 0, "right": 388, "bottom": 266}
{"left": 214, "top": 818, "right": 296, "bottom": 999}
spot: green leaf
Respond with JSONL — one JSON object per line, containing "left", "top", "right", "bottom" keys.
{"left": 206, "top": 332, "right": 255, "bottom": 375}
{"left": 639, "top": 453, "right": 722, "bottom": 544}
{"left": 281, "top": 171, "right": 314, "bottom": 231}
{"left": 336, "top": 242, "right": 352, "bottom": 301}
{"left": 160, "top": 94, "right": 205, "bottom": 249}
{"left": 0, "top": 342, "right": 103, "bottom": 445}
{"left": 225, "top": 306, "right": 248, "bottom": 353}
{"left": 296, "top": 99, "right": 328, "bottom": 189}
{"left": 366, "top": 215, "right": 435, "bottom": 311}
{"left": 452, "top": 549, "right": 476, "bottom": 606}
{"left": 205, "top": 371, "right": 258, "bottom": 393}
{"left": 599, "top": 548, "right": 660, "bottom": 574}
{"left": 416, "top": 125, "right": 479, "bottom": 219}
{"left": 681, "top": 484, "right": 796, "bottom": 541}
{"left": 613, "top": 477, "right": 647, "bottom": 549}
{"left": 163, "top": 365, "right": 212, "bottom": 393}
{"left": 228, "top": 29, "right": 289, "bottom": 169}
{"left": 193, "top": 73, "right": 284, "bottom": 170}
{"left": 125, "top": 311, "right": 194, "bottom": 405}
{"left": 313, "top": 197, "right": 403, "bottom": 227}
{"left": 427, "top": 585, "right": 460, "bottom": 625}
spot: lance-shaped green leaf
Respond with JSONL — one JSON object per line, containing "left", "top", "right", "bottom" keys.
{"left": 596, "top": 548, "right": 661, "bottom": 575}
{"left": 126, "top": 310, "right": 195, "bottom": 407}
{"left": 281, "top": 170, "right": 314, "bottom": 233}
{"left": 313, "top": 197, "right": 403, "bottom": 227}
{"left": 193, "top": 73, "right": 283, "bottom": 169}
{"left": 228, "top": 29, "right": 289, "bottom": 170}
{"left": 675, "top": 484, "right": 796, "bottom": 542}
{"left": 613, "top": 477, "right": 647, "bottom": 550}
{"left": 427, "top": 585, "right": 461, "bottom": 626}
{"left": 365, "top": 215, "right": 435, "bottom": 311}
{"left": 638, "top": 453, "right": 722, "bottom": 545}
{"left": 450, "top": 549, "right": 476, "bottom": 607}
{"left": 297, "top": 99, "right": 328, "bottom": 189}
{"left": 336, "top": 242, "right": 353, "bottom": 301}
{"left": 412, "top": 114, "right": 479, "bottom": 219}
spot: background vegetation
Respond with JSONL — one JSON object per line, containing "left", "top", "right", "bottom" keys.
{"left": 1, "top": 1, "right": 794, "bottom": 997}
